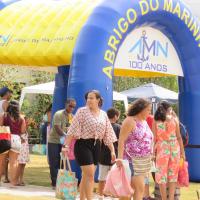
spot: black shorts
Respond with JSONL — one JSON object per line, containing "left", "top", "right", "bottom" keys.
{"left": 74, "top": 138, "right": 100, "bottom": 166}
{"left": 0, "top": 140, "right": 11, "bottom": 154}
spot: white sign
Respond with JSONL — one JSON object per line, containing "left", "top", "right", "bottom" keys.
{"left": 114, "top": 27, "right": 183, "bottom": 77}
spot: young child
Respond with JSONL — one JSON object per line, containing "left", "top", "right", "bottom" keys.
{"left": 98, "top": 108, "right": 121, "bottom": 200}
{"left": 17, "top": 132, "right": 29, "bottom": 185}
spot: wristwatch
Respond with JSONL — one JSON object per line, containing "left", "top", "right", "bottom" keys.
{"left": 63, "top": 144, "right": 69, "bottom": 148}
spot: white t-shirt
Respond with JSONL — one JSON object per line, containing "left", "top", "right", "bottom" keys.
{"left": 0, "top": 100, "right": 6, "bottom": 114}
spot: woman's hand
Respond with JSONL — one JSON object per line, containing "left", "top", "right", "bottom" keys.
{"left": 62, "top": 145, "right": 69, "bottom": 154}
{"left": 111, "top": 151, "right": 116, "bottom": 163}
{"left": 181, "top": 151, "right": 186, "bottom": 160}
{"left": 116, "top": 159, "right": 123, "bottom": 168}
{"left": 152, "top": 154, "right": 156, "bottom": 161}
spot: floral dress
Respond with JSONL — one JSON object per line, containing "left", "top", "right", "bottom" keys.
{"left": 155, "top": 119, "right": 180, "bottom": 184}
{"left": 18, "top": 133, "right": 30, "bottom": 164}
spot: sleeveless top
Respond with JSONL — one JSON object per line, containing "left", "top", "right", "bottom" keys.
{"left": 0, "top": 100, "right": 5, "bottom": 114}
{"left": 155, "top": 118, "right": 177, "bottom": 142}
{"left": 3, "top": 114, "right": 23, "bottom": 135}
{"left": 124, "top": 120, "right": 153, "bottom": 161}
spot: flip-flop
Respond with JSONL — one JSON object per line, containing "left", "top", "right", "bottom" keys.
{"left": 18, "top": 183, "right": 26, "bottom": 186}
{"left": 9, "top": 185, "right": 18, "bottom": 188}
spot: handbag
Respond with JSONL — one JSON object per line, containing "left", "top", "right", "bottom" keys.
{"left": 11, "top": 134, "right": 21, "bottom": 152}
{"left": 56, "top": 153, "right": 78, "bottom": 200}
{"left": 0, "top": 126, "right": 11, "bottom": 154}
{"left": 178, "top": 159, "right": 189, "bottom": 187}
{"left": 104, "top": 160, "right": 133, "bottom": 198}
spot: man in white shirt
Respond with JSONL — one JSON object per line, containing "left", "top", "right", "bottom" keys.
{"left": 0, "top": 87, "right": 12, "bottom": 113}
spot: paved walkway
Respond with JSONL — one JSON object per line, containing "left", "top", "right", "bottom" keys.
{"left": 0, "top": 183, "right": 55, "bottom": 197}
{"left": 0, "top": 183, "right": 116, "bottom": 199}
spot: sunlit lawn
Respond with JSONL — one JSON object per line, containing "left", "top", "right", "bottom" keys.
{"left": 24, "top": 154, "right": 51, "bottom": 187}
{"left": 0, "top": 154, "right": 199, "bottom": 200}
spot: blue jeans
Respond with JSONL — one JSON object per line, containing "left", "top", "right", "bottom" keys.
{"left": 129, "top": 162, "right": 134, "bottom": 177}
{"left": 48, "top": 143, "right": 62, "bottom": 186}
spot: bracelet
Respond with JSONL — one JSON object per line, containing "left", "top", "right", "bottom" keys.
{"left": 63, "top": 132, "right": 67, "bottom": 136}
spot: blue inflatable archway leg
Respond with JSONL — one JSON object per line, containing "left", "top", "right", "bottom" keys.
{"left": 52, "top": 66, "right": 81, "bottom": 182}
{"left": 52, "top": 66, "right": 69, "bottom": 116}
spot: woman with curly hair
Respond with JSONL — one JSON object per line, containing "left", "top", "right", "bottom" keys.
{"left": 117, "top": 98, "right": 153, "bottom": 200}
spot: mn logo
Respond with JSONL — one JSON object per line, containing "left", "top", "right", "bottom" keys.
{"left": 129, "top": 30, "right": 169, "bottom": 62}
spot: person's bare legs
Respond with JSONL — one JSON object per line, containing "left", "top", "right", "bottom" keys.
{"left": 143, "top": 175, "right": 150, "bottom": 199}
{"left": 79, "top": 177, "right": 86, "bottom": 200}
{"left": 132, "top": 175, "right": 145, "bottom": 200}
{"left": 144, "top": 184, "right": 150, "bottom": 198}
{"left": 18, "top": 164, "right": 26, "bottom": 185}
{"left": 4, "top": 155, "right": 9, "bottom": 183}
{"left": 159, "top": 184, "right": 167, "bottom": 200}
{"left": 0, "top": 152, "right": 7, "bottom": 183}
{"left": 168, "top": 182, "right": 177, "bottom": 200}
{"left": 9, "top": 151, "right": 19, "bottom": 186}
{"left": 98, "top": 181, "right": 105, "bottom": 197}
{"left": 80, "top": 164, "right": 96, "bottom": 200}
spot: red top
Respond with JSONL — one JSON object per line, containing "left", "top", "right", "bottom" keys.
{"left": 146, "top": 115, "right": 154, "bottom": 130}
{"left": 3, "top": 114, "right": 23, "bottom": 135}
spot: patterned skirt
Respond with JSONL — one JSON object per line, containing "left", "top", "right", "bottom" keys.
{"left": 132, "top": 155, "right": 151, "bottom": 176}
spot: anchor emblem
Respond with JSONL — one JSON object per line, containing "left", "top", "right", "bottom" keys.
{"left": 137, "top": 30, "right": 149, "bottom": 62}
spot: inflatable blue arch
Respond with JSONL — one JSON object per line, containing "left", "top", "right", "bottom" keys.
{"left": 68, "top": 0, "right": 200, "bottom": 182}
{"left": 1, "top": 0, "right": 200, "bottom": 181}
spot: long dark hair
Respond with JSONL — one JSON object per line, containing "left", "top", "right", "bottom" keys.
{"left": 154, "top": 101, "right": 171, "bottom": 122}
{"left": 85, "top": 90, "right": 103, "bottom": 108}
{"left": 7, "top": 100, "right": 20, "bottom": 121}
{"left": 127, "top": 98, "right": 151, "bottom": 116}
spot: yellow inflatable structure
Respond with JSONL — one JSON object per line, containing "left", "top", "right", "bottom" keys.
{"left": 0, "top": 0, "right": 101, "bottom": 67}
{"left": 0, "top": 0, "right": 183, "bottom": 78}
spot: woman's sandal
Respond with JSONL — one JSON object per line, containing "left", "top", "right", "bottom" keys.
{"left": 3, "top": 179, "right": 10, "bottom": 183}
{"left": 18, "top": 182, "right": 26, "bottom": 186}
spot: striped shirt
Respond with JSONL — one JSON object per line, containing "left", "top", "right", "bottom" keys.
{"left": 67, "top": 107, "right": 117, "bottom": 146}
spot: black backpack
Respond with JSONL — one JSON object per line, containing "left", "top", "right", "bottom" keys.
{"left": 179, "top": 122, "right": 189, "bottom": 147}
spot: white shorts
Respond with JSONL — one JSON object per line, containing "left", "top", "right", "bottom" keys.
{"left": 98, "top": 164, "right": 111, "bottom": 181}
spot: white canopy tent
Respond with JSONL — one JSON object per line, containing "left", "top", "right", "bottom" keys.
{"left": 120, "top": 83, "right": 178, "bottom": 102}
{"left": 19, "top": 81, "right": 129, "bottom": 110}
{"left": 120, "top": 83, "right": 178, "bottom": 114}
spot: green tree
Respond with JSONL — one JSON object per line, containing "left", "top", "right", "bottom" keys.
{"left": 0, "top": 66, "right": 55, "bottom": 144}
{"left": 113, "top": 76, "right": 178, "bottom": 92}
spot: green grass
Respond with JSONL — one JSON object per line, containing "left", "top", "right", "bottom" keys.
{"left": 0, "top": 154, "right": 199, "bottom": 199}
{"left": 24, "top": 154, "right": 51, "bottom": 187}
